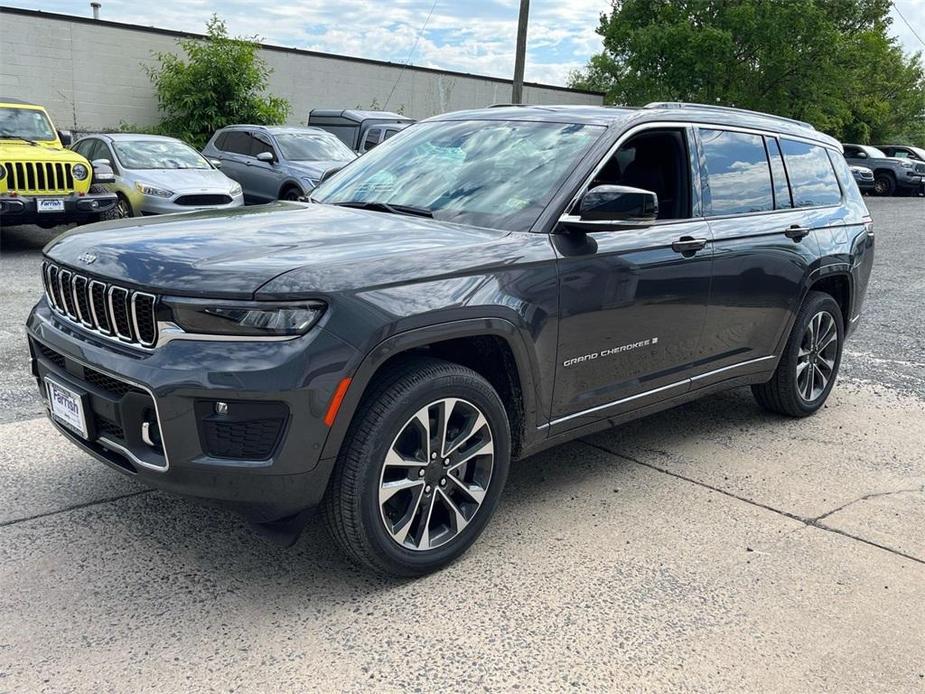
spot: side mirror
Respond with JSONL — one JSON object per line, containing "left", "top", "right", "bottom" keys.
{"left": 256, "top": 151, "right": 275, "bottom": 163}
{"left": 855, "top": 151, "right": 868, "bottom": 159}
{"left": 569, "top": 184, "right": 659, "bottom": 227}
{"left": 58, "top": 130, "right": 73, "bottom": 146}
{"left": 91, "top": 160, "right": 115, "bottom": 184}
{"left": 209, "top": 158, "right": 222, "bottom": 169}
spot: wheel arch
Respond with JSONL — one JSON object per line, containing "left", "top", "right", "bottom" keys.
{"left": 807, "top": 268, "right": 853, "bottom": 328}
{"left": 278, "top": 179, "right": 303, "bottom": 199}
{"left": 320, "top": 318, "right": 543, "bottom": 463}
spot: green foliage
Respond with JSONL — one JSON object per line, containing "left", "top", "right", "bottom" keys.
{"left": 144, "top": 16, "right": 290, "bottom": 148}
{"left": 570, "top": 0, "right": 925, "bottom": 146}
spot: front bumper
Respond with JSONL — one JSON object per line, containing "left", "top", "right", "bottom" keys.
{"left": 138, "top": 191, "right": 244, "bottom": 215}
{"left": 0, "top": 192, "right": 118, "bottom": 226}
{"left": 27, "top": 301, "right": 359, "bottom": 521}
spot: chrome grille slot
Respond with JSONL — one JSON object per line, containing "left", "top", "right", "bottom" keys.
{"left": 41, "top": 261, "right": 159, "bottom": 348}
{"left": 108, "top": 286, "right": 133, "bottom": 341}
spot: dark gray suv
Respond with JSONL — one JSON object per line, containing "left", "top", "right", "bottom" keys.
{"left": 842, "top": 143, "right": 925, "bottom": 195}
{"left": 28, "top": 103, "right": 874, "bottom": 576}
{"left": 202, "top": 125, "right": 356, "bottom": 203}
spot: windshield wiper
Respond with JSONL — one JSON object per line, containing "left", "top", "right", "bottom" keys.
{"left": 333, "top": 200, "right": 433, "bottom": 218}
{"left": 0, "top": 134, "right": 39, "bottom": 146}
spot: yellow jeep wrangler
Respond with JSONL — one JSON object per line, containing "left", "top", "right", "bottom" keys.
{"left": 1, "top": 97, "right": 117, "bottom": 228}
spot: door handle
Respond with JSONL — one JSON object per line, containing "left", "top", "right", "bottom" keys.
{"left": 671, "top": 236, "right": 708, "bottom": 255}
{"left": 785, "top": 224, "right": 811, "bottom": 241}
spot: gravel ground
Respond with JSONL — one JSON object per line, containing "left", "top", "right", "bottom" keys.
{"left": 0, "top": 198, "right": 923, "bottom": 692}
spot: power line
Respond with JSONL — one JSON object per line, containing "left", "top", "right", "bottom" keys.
{"left": 384, "top": 0, "right": 440, "bottom": 109}
{"left": 892, "top": 1, "right": 925, "bottom": 49}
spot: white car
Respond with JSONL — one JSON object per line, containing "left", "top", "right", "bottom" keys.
{"left": 72, "top": 134, "right": 244, "bottom": 217}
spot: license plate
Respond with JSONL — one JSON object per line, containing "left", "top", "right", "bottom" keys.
{"left": 37, "top": 199, "right": 65, "bottom": 213}
{"left": 45, "top": 377, "right": 89, "bottom": 439}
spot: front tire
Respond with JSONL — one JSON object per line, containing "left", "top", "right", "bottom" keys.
{"left": 323, "top": 358, "right": 511, "bottom": 576}
{"left": 752, "top": 291, "right": 844, "bottom": 417}
{"left": 873, "top": 172, "right": 895, "bottom": 196}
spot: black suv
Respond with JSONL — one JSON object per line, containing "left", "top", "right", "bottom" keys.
{"left": 28, "top": 103, "right": 874, "bottom": 576}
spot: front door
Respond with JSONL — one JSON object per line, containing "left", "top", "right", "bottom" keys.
{"left": 549, "top": 126, "right": 713, "bottom": 432}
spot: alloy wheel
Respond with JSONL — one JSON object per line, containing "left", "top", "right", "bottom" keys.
{"left": 796, "top": 310, "right": 838, "bottom": 402}
{"left": 378, "top": 398, "right": 494, "bottom": 551}
{"left": 115, "top": 199, "right": 130, "bottom": 218}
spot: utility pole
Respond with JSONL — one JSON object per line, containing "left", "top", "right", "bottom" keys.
{"left": 511, "top": 0, "right": 530, "bottom": 104}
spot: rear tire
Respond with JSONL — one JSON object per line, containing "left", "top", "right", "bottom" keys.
{"left": 323, "top": 358, "right": 510, "bottom": 576}
{"left": 873, "top": 172, "right": 895, "bottom": 196}
{"left": 752, "top": 291, "right": 844, "bottom": 417}
{"left": 280, "top": 186, "right": 302, "bottom": 201}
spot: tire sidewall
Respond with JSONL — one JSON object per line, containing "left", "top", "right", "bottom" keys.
{"left": 356, "top": 373, "right": 511, "bottom": 574}
{"left": 782, "top": 293, "right": 844, "bottom": 414}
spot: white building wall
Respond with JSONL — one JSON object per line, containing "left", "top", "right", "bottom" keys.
{"left": 0, "top": 8, "right": 603, "bottom": 133}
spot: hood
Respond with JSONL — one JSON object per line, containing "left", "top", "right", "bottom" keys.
{"left": 44, "top": 202, "right": 510, "bottom": 298}
{"left": 2, "top": 141, "right": 85, "bottom": 163}
{"left": 129, "top": 167, "right": 237, "bottom": 194}
{"left": 286, "top": 160, "right": 351, "bottom": 179}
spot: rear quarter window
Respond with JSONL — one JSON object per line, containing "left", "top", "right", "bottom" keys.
{"left": 780, "top": 139, "right": 842, "bottom": 207}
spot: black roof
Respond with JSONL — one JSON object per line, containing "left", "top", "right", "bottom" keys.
{"left": 429, "top": 102, "right": 839, "bottom": 148}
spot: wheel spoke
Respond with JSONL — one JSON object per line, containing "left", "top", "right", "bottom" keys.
{"left": 796, "top": 359, "right": 810, "bottom": 377}
{"left": 391, "top": 485, "right": 426, "bottom": 546}
{"left": 436, "top": 398, "right": 458, "bottom": 458}
{"left": 806, "top": 359, "right": 815, "bottom": 399}
{"left": 379, "top": 478, "right": 424, "bottom": 505}
{"left": 444, "top": 412, "right": 488, "bottom": 458}
{"left": 415, "top": 492, "right": 438, "bottom": 550}
{"left": 438, "top": 488, "right": 469, "bottom": 534}
{"left": 813, "top": 364, "right": 827, "bottom": 392}
{"left": 448, "top": 439, "right": 493, "bottom": 473}
{"left": 413, "top": 407, "right": 432, "bottom": 460}
{"left": 384, "top": 447, "right": 427, "bottom": 469}
{"left": 447, "top": 473, "right": 487, "bottom": 505}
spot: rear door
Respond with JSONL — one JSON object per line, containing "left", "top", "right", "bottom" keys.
{"left": 214, "top": 131, "right": 253, "bottom": 197}
{"left": 694, "top": 129, "right": 842, "bottom": 385}
{"left": 550, "top": 126, "right": 714, "bottom": 432}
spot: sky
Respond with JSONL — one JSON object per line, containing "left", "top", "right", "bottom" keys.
{"left": 5, "top": 0, "right": 924, "bottom": 87}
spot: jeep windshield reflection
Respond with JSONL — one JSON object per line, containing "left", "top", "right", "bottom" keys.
{"left": 312, "top": 119, "right": 605, "bottom": 231}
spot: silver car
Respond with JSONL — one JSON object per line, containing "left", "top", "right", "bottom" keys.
{"left": 71, "top": 134, "right": 244, "bottom": 217}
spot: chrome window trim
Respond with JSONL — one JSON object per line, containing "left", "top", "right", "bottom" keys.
{"left": 541, "top": 355, "right": 776, "bottom": 428}
{"left": 107, "top": 285, "right": 134, "bottom": 342}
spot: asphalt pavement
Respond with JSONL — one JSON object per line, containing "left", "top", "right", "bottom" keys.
{"left": 0, "top": 198, "right": 923, "bottom": 692}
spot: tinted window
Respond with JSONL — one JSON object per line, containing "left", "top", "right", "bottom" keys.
{"left": 827, "top": 149, "right": 866, "bottom": 207}
{"left": 363, "top": 128, "right": 381, "bottom": 152}
{"left": 214, "top": 132, "right": 228, "bottom": 150}
{"left": 700, "top": 129, "right": 774, "bottom": 215}
{"left": 222, "top": 131, "right": 252, "bottom": 155}
{"left": 843, "top": 145, "right": 865, "bottom": 159}
{"left": 780, "top": 139, "right": 842, "bottom": 207}
{"left": 765, "top": 137, "right": 792, "bottom": 209}
{"left": 383, "top": 128, "right": 399, "bottom": 141}
{"left": 251, "top": 135, "right": 274, "bottom": 158}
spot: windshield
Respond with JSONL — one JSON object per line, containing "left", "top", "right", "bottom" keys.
{"left": 313, "top": 119, "right": 605, "bottom": 231}
{"left": 860, "top": 145, "right": 887, "bottom": 158}
{"left": 276, "top": 132, "right": 355, "bottom": 162}
{"left": 113, "top": 139, "right": 210, "bottom": 170}
{"left": 0, "top": 107, "right": 56, "bottom": 141}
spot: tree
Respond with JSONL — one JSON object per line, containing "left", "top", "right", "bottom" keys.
{"left": 144, "top": 16, "right": 290, "bottom": 148}
{"left": 570, "top": 0, "right": 925, "bottom": 146}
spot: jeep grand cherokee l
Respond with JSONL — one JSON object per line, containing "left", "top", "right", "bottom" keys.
{"left": 27, "top": 103, "right": 874, "bottom": 576}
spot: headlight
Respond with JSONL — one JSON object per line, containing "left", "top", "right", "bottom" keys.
{"left": 164, "top": 298, "right": 326, "bottom": 337}
{"left": 72, "top": 163, "right": 89, "bottom": 180}
{"left": 899, "top": 160, "right": 914, "bottom": 169}
{"left": 300, "top": 177, "right": 318, "bottom": 191}
{"left": 135, "top": 182, "right": 174, "bottom": 198}
{"left": 229, "top": 182, "right": 242, "bottom": 196}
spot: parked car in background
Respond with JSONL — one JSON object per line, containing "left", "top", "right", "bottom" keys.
{"left": 1, "top": 97, "right": 117, "bottom": 228}
{"left": 202, "top": 126, "right": 355, "bottom": 203}
{"left": 878, "top": 144, "right": 925, "bottom": 163}
{"left": 842, "top": 143, "right": 925, "bottom": 196}
{"left": 849, "top": 164, "right": 875, "bottom": 193}
{"left": 72, "top": 134, "right": 243, "bottom": 217}
{"left": 308, "top": 109, "right": 414, "bottom": 153}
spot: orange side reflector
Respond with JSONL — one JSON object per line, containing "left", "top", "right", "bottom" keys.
{"left": 324, "top": 377, "right": 352, "bottom": 427}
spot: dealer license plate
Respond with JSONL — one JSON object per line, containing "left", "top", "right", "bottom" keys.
{"left": 45, "top": 377, "right": 89, "bottom": 439}
{"left": 37, "top": 199, "right": 65, "bottom": 213}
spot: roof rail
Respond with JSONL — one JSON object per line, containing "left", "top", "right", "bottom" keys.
{"left": 644, "top": 102, "right": 815, "bottom": 130}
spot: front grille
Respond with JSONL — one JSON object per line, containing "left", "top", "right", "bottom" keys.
{"left": 174, "top": 194, "right": 233, "bottom": 206}
{"left": 34, "top": 340, "right": 144, "bottom": 398}
{"left": 4, "top": 161, "right": 75, "bottom": 193}
{"left": 42, "top": 261, "right": 159, "bottom": 348}
{"left": 914, "top": 163, "right": 925, "bottom": 175}
{"left": 203, "top": 418, "right": 285, "bottom": 460}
